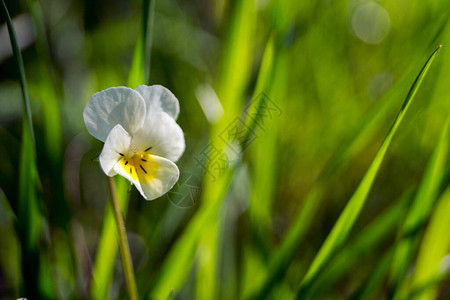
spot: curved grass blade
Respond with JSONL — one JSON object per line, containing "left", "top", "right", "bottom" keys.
{"left": 1, "top": 0, "right": 49, "bottom": 297}
{"left": 296, "top": 45, "right": 442, "bottom": 299}
{"left": 245, "top": 46, "right": 434, "bottom": 299}
{"left": 246, "top": 48, "right": 421, "bottom": 300}
{"left": 1, "top": 0, "right": 35, "bottom": 149}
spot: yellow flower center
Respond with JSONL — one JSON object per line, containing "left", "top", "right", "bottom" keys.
{"left": 120, "top": 149, "right": 157, "bottom": 183}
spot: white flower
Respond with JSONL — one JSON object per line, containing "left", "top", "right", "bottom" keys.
{"left": 83, "top": 85, "right": 185, "bottom": 200}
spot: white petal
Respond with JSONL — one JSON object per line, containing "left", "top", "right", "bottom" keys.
{"left": 132, "top": 112, "right": 185, "bottom": 162}
{"left": 99, "top": 124, "right": 131, "bottom": 176}
{"left": 138, "top": 156, "right": 179, "bottom": 200}
{"left": 112, "top": 155, "right": 180, "bottom": 200}
{"left": 135, "top": 85, "right": 180, "bottom": 120}
{"left": 83, "top": 87, "right": 146, "bottom": 142}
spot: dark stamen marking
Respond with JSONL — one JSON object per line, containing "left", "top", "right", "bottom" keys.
{"left": 140, "top": 165, "right": 148, "bottom": 174}
{"left": 130, "top": 167, "right": 132, "bottom": 174}
{"left": 125, "top": 161, "right": 128, "bottom": 165}
{"left": 119, "top": 153, "right": 124, "bottom": 156}
{"left": 145, "top": 147, "right": 152, "bottom": 152}
{"left": 141, "top": 158, "right": 147, "bottom": 162}
{"left": 90, "top": 154, "right": 100, "bottom": 161}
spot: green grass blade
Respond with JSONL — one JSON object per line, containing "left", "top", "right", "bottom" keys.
{"left": 1, "top": 0, "right": 35, "bottom": 149}
{"left": 408, "top": 269, "right": 450, "bottom": 300}
{"left": 247, "top": 46, "right": 436, "bottom": 299}
{"left": 296, "top": 45, "right": 442, "bottom": 299}
{"left": 18, "top": 126, "right": 57, "bottom": 299}
{"left": 148, "top": 171, "right": 234, "bottom": 299}
{"left": 0, "top": 1, "right": 47, "bottom": 297}
{"left": 24, "top": 10, "right": 73, "bottom": 297}
{"left": 194, "top": 0, "right": 255, "bottom": 296}
{"left": 148, "top": 1, "right": 255, "bottom": 297}
{"left": 243, "top": 32, "right": 275, "bottom": 248}
{"left": 389, "top": 119, "right": 449, "bottom": 299}
{"left": 26, "top": 0, "right": 63, "bottom": 177}
{"left": 26, "top": 0, "right": 63, "bottom": 161}
{"left": 128, "top": 0, "right": 155, "bottom": 87}
{"left": 411, "top": 183, "right": 450, "bottom": 300}
{"left": 142, "top": 0, "right": 155, "bottom": 85}
{"left": 246, "top": 53, "right": 419, "bottom": 299}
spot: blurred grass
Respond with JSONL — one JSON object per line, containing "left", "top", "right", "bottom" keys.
{"left": 1, "top": 1, "right": 45, "bottom": 298}
{"left": 389, "top": 118, "right": 449, "bottom": 300}
{"left": 412, "top": 174, "right": 450, "bottom": 300}
{"left": 1, "top": 0, "right": 450, "bottom": 299}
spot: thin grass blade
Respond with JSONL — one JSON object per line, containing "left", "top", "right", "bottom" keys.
{"left": 296, "top": 45, "right": 442, "bottom": 299}
{"left": 0, "top": 0, "right": 49, "bottom": 297}
{"left": 1, "top": 0, "right": 35, "bottom": 148}
{"left": 246, "top": 47, "right": 434, "bottom": 300}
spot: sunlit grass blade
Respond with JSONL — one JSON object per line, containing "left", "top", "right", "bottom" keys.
{"left": 242, "top": 30, "right": 292, "bottom": 298}
{"left": 26, "top": 0, "right": 66, "bottom": 214}
{"left": 408, "top": 270, "right": 450, "bottom": 300}
{"left": 195, "top": 0, "right": 255, "bottom": 296}
{"left": 234, "top": 32, "right": 275, "bottom": 298}
{"left": 149, "top": 1, "right": 255, "bottom": 298}
{"left": 128, "top": 0, "right": 154, "bottom": 87}
{"left": 245, "top": 51, "right": 421, "bottom": 300}
{"left": 296, "top": 45, "right": 442, "bottom": 299}
{"left": 90, "top": 1, "right": 155, "bottom": 298}
{"left": 242, "top": 32, "right": 275, "bottom": 257}
{"left": 148, "top": 171, "right": 234, "bottom": 298}
{"left": 388, "top": 120, "right": 449, "bottom": 300}
{"left": 410, "top": 183, "right": 450, "bottom": 300}
{"left": 26, "top": 0, "right": 62, "bottom": 162}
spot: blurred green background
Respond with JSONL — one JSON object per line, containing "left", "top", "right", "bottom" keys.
{"left": 0, "top": 0, "right": 449, "bottom": 299}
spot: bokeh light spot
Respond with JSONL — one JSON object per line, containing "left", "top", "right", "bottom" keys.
{"left": 352, "top": 1, "right": 391, "bottom": 44}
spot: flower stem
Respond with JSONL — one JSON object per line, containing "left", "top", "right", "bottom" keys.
{"left": 107, "top": 177, "right": 139, "bottom": 300}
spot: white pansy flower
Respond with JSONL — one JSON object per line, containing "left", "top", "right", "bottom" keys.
{"left": 83, "top": 85, "right": 185, "bottom": 200}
